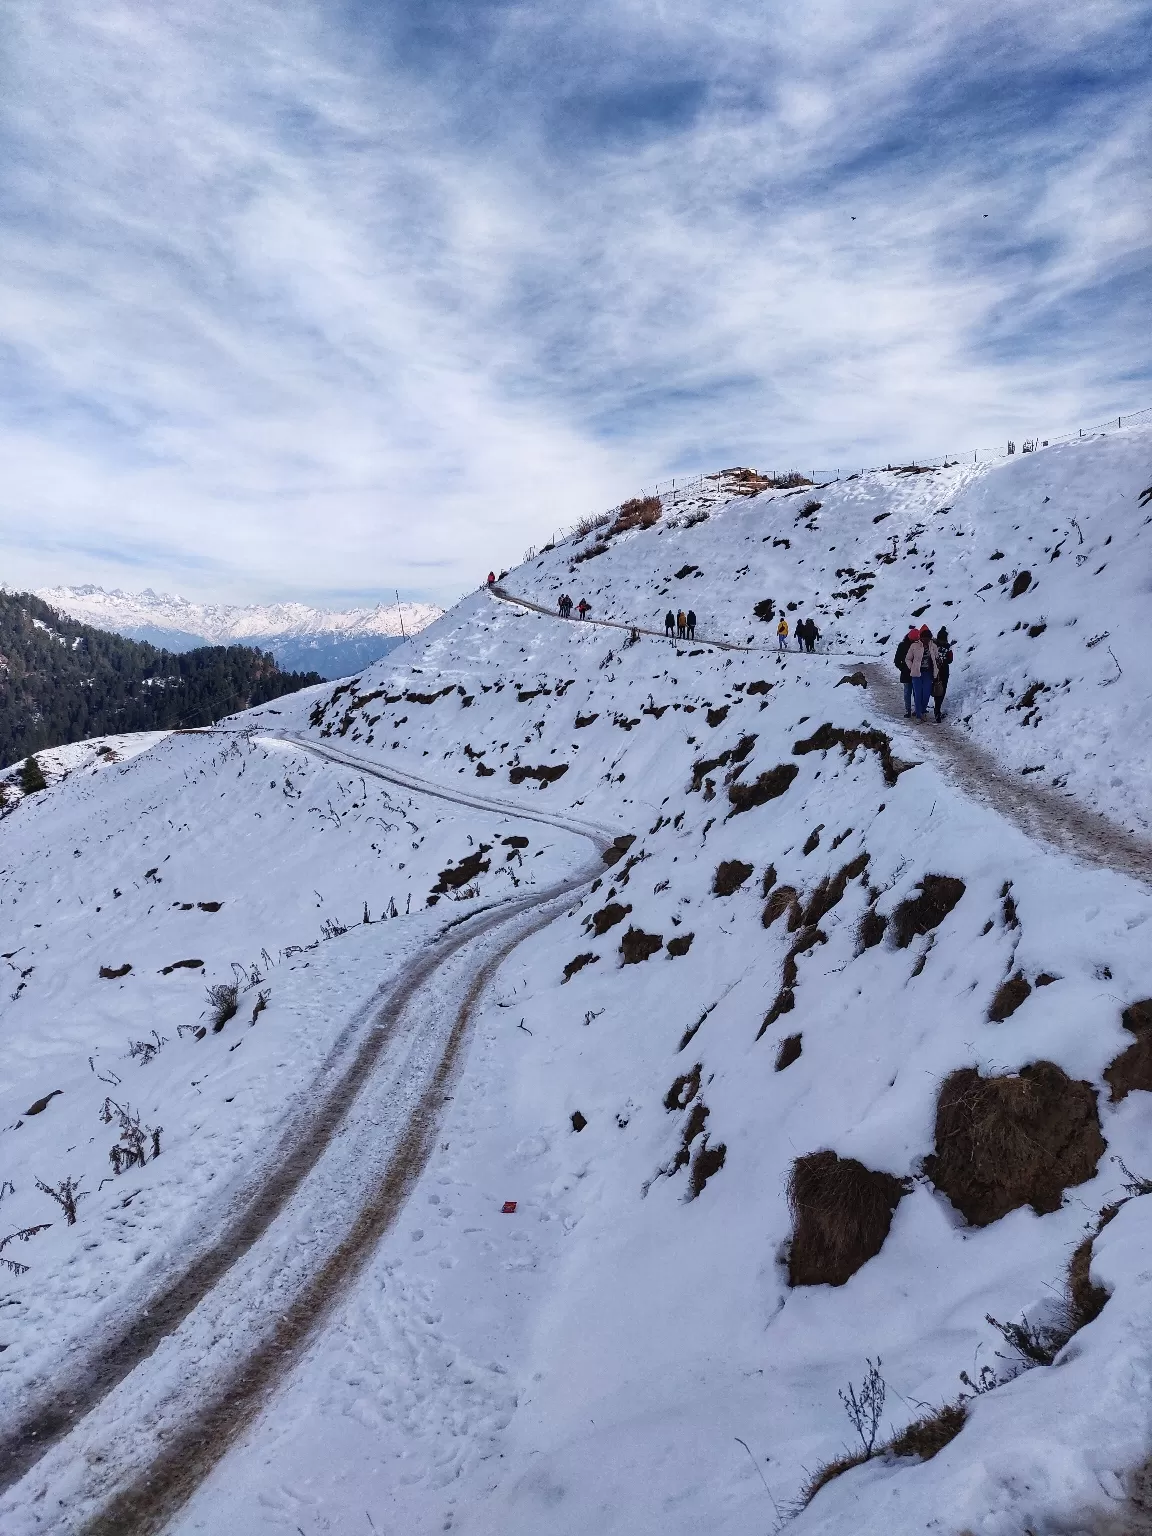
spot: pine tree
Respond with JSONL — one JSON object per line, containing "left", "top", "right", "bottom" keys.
{"left": 19, "top": 755, "right": 47, "bottom": 794}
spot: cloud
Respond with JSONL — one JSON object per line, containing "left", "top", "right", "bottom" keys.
{"left": 0, "top": 0, "right": 1148, "bottom": 605}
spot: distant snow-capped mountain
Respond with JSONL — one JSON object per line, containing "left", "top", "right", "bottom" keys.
{"left": 35, "top": 585, "right": 445, "bottom": 680}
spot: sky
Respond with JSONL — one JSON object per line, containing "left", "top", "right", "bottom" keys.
{"left": 1, "top": 0, "right": 1149, "bottom": 608}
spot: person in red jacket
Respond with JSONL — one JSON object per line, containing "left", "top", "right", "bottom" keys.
{"left": 487, "top": 571, "right": 496, "bottom": 585}
{"left": 577, "top": 598, "right": 590, "bottom": 619}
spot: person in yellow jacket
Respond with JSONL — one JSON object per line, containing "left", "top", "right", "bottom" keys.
{"left": 777, "top": 616, "right": 789, "bottom": 652}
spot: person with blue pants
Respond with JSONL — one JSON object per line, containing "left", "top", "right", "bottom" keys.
{"left": 905, "top": 625, "right": 940, "bottom": 719}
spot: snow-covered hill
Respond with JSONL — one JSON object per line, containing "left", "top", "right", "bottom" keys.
{"left": 34, "top": 586, "right": 445, "bottom": 680}
{"left": 2, "top": 425, "right": 1151, "bottom": 1536}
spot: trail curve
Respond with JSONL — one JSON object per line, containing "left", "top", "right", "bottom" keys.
{"left": 0, "top": 738, "right": 616, "bottom": 1536}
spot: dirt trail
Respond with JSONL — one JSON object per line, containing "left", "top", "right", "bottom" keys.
{"left": 0, "top": 742, "right": 614, "bottom": 1534}
{"left": 859, "top": 662, "right": 1152, "bottom": 884}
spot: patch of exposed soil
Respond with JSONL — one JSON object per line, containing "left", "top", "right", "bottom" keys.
{"left": 787, "top": 1150, "right": 905, "bottom": 1286}
{"left": 925, "top": 1062, "right": 1105, "bottom": 1225}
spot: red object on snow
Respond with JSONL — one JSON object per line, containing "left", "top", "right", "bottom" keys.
{"left": 501, "top": 1201, "right": 517, "bottom": 1214}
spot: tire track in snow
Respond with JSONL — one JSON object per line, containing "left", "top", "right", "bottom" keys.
{"left": 0, "top": 740, "right": 615, "bottom": 1533}
{"left": 859, "top": 662, "right": 1152, "bottom": 884}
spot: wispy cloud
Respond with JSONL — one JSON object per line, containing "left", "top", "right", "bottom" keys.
{"left": 1, "top": 0, "right": 1148, "bottom": 604}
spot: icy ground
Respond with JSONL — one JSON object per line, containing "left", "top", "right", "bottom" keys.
{"left": 1, "top": 425, "right": 1151, "bottom": 1536}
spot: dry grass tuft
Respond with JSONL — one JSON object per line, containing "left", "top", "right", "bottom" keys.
{"left": 787, "top": 1150, "right": 905, "bottom": 1286}
{"left": 1104, "top": 998, "right": 1152, "bottom": 1102}
{"left": 611, "top": 495, "right": 662, "bottom": 535}
{"left": 620, "top": 926, "right": 663, "bottom": 964}
{"left": 888, "top": 1402, "right": 967, "bottom": 1461}
{"left": 793, "top": 722, "right": 907, "bottom": 787}
{"left": 727, "top": 763, "right": 798, "bottom": 815}
{"left": 890, "top": 874, "right": 966, "bottom": 948}
{"left": 713, "top": 859, "right": 754, "bottom": 896}
{"left": 988, "top": 971, "right": 1032, "bottom": 1022}
{"left": 925, "top": 1062, "right": 1104, "bottom": 1225}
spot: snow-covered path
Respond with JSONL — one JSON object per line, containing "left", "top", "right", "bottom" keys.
{"left": 0, "top": 742, "right": 614, "bottom": 1536}
{"left": 859, "top": 662, "right": 1152, "bottom": 885}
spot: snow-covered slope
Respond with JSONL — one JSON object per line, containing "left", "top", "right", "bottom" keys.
{"left": 34, "top": 586, "right": 445, "bottom": 680}
{"left": 1, "top": 425, "right": 1151, "bottom": 1536}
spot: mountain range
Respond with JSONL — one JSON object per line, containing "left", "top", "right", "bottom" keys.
{"left": 34, "top": 585, "right": 444, "bottom": 679}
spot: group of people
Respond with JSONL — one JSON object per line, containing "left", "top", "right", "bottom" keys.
{"left": 895, "top": 624, "right": 954, "bottom": 721}
{"left": 776, "top": 615, "right": 820, "bottom": 652}
{"left": 558, "top": 593, "right": 591, "bottom": 619}
{"left": 664, "top": 609, "right": 697, "bottom": 640}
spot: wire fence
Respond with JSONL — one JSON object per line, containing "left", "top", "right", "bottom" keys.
{"left": 524, "top": 402, "right": 1152, "bottom": 560}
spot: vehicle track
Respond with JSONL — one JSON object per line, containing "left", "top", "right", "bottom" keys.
{"left": 0, "top": 738, "right": 615, "bottom": 1534}
{"left": 859, "top": 662, "right": 1152, "bottom": 884}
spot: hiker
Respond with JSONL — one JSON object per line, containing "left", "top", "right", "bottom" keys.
{"left": 665, "top": 609, "right": 675, "bottom": 637}
{"left": 686, "top": 609, "right": 696, "bottom": 641}
{"left": 805, "top": 618, "right": 820, "bottom": 653}
{"left": 558, "top": 594, "right": 568, "bottom": 617}
{"left": 487, "top": 571, "right": 496, "bottom": 586}
{"left": 577, "top": 598, "right": 590, "bottom": 619}
{"left": 796, "top": 618, "right": 806, "bottom": 652}
{"left": 905, "top": 624, "right": 940, "bottom": 720}
{"left": 893, "top": 624, "right": 920, "bottom": 716}
{"left": 676, "top": 609, "right": 687, "bottom": 639}
{"left": 777, "top": 616, "right": 789, "bottom": 651}
{"left": 933, "top": 626, "right": 955, "bottom": 721}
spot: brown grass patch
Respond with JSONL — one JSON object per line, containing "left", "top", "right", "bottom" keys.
{"left": 601, "top": 833, "right": 636, "bottom": 865}
{"left": 587, "top": 901, "right": 631, "bottom": 936}
{"left": 888, "top": 1402, "right": 967, "bottom": 1461}
{"left": 1104, "top": 999, "right": 1152, "bottom": 1102}
{"left": 1068, "top": 1235, "right": 1110, "bottom": 1328}
{"left": 793, "top": 722, "right": 908, "bottom": 787}
{"left": 925, "top": 1062, "right": 1105, "bottom": 1225}
{"left": 787, "top": 1151, "right": 905, "bottom": 1286}
{"left": 801, "top": 853, "right": 869, "bottom": 928}
{"left": 562, "top": 953, "right": 598, "bottom": 983}
{"left": 508, "top": 763, "right": 568, "bottom": 786}
{"left": 690, "top": 733, "right": 756, "bottom": 792}
{"left": 611, "top": 495, "right": 662, "bottom": 535}
{"left": 890, "top": 874, "right": 966, "bottom": 948}
{"left": 620, "top": 926, "right": 663, "bottom": 964}
{"left": 856, "top": 909, "right": 888, "bottom": 950}
{"left": 988, "top": 971, "right": 1032, "bottom": 1022}
{"left": 713, "top": 859, "right": 754, "bottom": 896}
{"left": 762, "top": 886, "right": 799, "bottom": 927}
{"left": 727, "top": 762, "right": 798, "bottom": 815}
{"left": 667, "top": 932, "right": 694, "bottom": 957}
{"left": 775, "top": 1034, "right": 802, "bottom": 1071}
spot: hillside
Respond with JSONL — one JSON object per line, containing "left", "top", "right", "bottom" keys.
{"left": 35, "top": 586, "right": 444, "bottom": 680}
{"left": 0, "top": 591, "right": 325, "bottom": 769}
{"left": 0, "top": 426, "right": 1151, "bottom": 1536}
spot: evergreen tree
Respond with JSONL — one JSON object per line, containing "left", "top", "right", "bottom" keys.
{"left": 0, "top": 591, "right": 325, "bottom": 765}
{"left": 19, "top": 755, "right": 47, "bottom": 793}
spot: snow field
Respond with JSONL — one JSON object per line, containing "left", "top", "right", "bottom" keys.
{"left": 2, "top": 425, "right": 1151, "bottom": 1535}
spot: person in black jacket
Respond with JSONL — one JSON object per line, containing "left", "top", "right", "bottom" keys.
{"left": 933, "top": 626, "right": 954, "bottom": 721}
{"left": 664, "top": 609, "right": 675, "bottom": 637}
{"left": 686, "top": 610, "right": 697, "bottom": 641}
{"left": 894, "top": 624, "right": 919, "bottom": 716}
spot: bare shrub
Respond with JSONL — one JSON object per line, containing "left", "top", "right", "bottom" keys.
{"left": 986, "top": 1309, "right": 1073, "bottom": 1368}
{"left": 573, "top": 510, "right": 612, "bottom": 539}
{"left": 206, "top": 982, "right": 239, "bottom": 1032}
{"left": 925, "top": 1062, "right": 1104, "bottom": 1225}
{"left": 890, "top": 874, "right": 966, "bottom": 948}
{"left": 36, "top": 1176, "right": 87, "bottom": 1225}
{"left": 713, "top": 860, "right": 753, "bottom": 896}
{"left": 727, "top": 763, "right": 798, "bottom": 815}
{"left": 126, "top": 1030, "right": 167, "bottom": 1065}
{"left": 988, "top": 971, "right": 1032, "bottom": 1022}
{"left": 787, "top": 1151, "right": 905, "bottom": 1286}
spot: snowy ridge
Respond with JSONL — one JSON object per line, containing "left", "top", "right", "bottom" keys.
{"left": 33, "top": 585, "right": 443, "bottom": 646}
{"left": 0, "top": 426, "right": 1151, "bottom": 1536}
